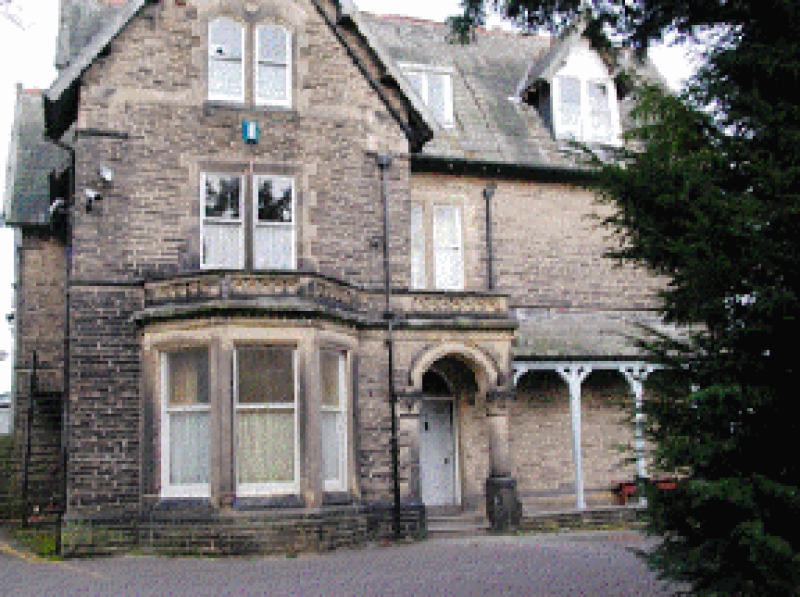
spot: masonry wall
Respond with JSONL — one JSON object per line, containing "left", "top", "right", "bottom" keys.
{"left": 410, "top": 174, "right": 661, "bottom": 310}
{"left": 12, "top": 230, "right": 67, "bottom": 514}
{"left": 63, "top": 0, "right": 415, "bottom": 516}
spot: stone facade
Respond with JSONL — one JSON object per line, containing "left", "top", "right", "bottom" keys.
{"left": 6, "top": 0, "right": 667, "bottom": 554}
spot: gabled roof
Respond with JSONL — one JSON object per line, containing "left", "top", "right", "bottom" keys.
{"left": 3, "top": 87, "right": 71, "bottom": 228}
{"left": 47, "top": 0, "right": 147, "bottom": 103}
{"left": 42, "top": 1, "right": 666, "bottom": 170}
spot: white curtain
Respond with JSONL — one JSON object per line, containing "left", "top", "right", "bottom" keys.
{"left": 169, "top": 411, "right": 210, "bottom": 485}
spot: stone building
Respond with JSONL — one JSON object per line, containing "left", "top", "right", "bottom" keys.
{"left": 3, "top": 0, "right": 670, "bottom": 554}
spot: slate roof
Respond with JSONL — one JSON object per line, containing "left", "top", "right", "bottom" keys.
{"left": 359, "top": 13, "right": 585, "bottom": 169}
{"left": 3, "top": 87, "right": 71, "bottom": 227}
{"left": 358, "top": 13, "right": 665, "bottom": 170}
{"left": 55, "top": 0, "right": 131, "bottom": 70}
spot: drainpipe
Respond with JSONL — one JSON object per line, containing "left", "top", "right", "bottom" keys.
{"left": 482, "top": 182, "right": 497, "bottom": 291}
{"left": 376, "top": 153, "right": 401, "bottom": 540}
{"left": 51, "top": 138, "right": 75, "bottom": 557}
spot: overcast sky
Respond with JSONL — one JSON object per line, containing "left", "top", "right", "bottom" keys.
{"left": 0, "top": 0, "right": 696, "bottom": 395}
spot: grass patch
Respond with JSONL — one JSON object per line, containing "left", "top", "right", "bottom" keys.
{"left": 8, "top": 526, "right": 60, "bottom": 559}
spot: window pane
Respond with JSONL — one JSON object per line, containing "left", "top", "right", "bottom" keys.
{"left": 209, "top": 60, "right": 243, "bottom": 100}
{"left": 321, "top": 350, "right": 342, "bottom": 408}
{"left": 256, "top": 177, "right": 293, "bottom": 223}
{"left": 322, "top": 411, "right": 341, "bottom": 482}
{"left": 205, "top": 175, "right": 241, "bottom": 220}
{"left": 410, "top": 203, "right": 426, "bottom": 289}
{"left": 433, "top": 205, "right": 460, "bottom": 248}
{"left": 558, "top": 76, "right": 582, "bottom": 134}
{"left": 589, "top": 82, "right": 612, "bottom": 141}
{"left": 434, "top": 247, "right": 464, "bottom": 290}
{"left": 169, "top": 411, "right": 210, "bottom": 485}
{"left": 256, "top": 64, "right": 288, "bottom": 103}
{"left": 405, "top": 71, "right": 425, "bottom": 100}
{"left": 253, "top": 225, "right": 293, "bottom": 269}
{"left": 257, "top": 25, "right": 287, "bottom": 63}
{"left": 209, "top": 18, "right": 243, "bottom": 58}
{"left": 202, "top": 223, "right": 243, "bottom": 268}
{"left": 237, "top": 410, "right": 295, "bottom": 484}
{"left": 427, "top": 73, "right": 449, "bottom": 123}
{"left": 168, "top": 349, "right": 208, "bottom": 406}
{"left": 237, "top": 346, "right": 294, "bottom": 404}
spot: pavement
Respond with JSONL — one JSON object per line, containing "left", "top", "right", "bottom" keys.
{"left": 0, "top": 528, "right": 684, "bottom": 596}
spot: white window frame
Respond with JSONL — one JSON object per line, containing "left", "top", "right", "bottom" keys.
{"left": 321, "top": 349, "right": 348, "bottom": 493}
{"left": 586, "top": 78, "right": 616, "bottom": 145}
{"left": 432, "top": 204, "right": 465, "bottom": 291}
{"left": 207, "top": 17, "right": 246, "bottom": 103}
{"left": 234, "top": 346, "right": 299, "bottom": 497}
{"left": 410, "top": 202, "right": 427, "bottom": 290}
{"left": 254, "top": 24, "right": 292, "bottom": 108}
{"left": 552, "top": 75, "right": 621, "bottom": 146}
{"left": 400, "top": 63, "right": 455, "bottom": 128}
{"left": 252, "top": 175, "right": 296, "bottom": 270}
{"left": 200, "top": 173, "right": 245, "bottom": 270}
{"left": 160, "top": 350, "right": 211, "bottom": 499}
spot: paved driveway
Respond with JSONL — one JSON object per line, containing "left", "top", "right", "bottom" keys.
{"left": 1, "top": 530, "right": 683, "bottom": 596}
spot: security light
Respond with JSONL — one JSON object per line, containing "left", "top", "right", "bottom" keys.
{"left": 99, "top": 164, "right": 114, "bottom": 184}
{"left": 85, "top": 188, "right": 103, "bottom": 212}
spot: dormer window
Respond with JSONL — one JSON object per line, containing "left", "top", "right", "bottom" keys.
{"left": 553, "top": 75, "right": 618, "bottom": 145}
{"left": 208, "top": 18, "right": 292, "bottom": 108}
{"left": 524, "top": 41, "right": 622, "bottom": 146}
{"left": 401, "top": 64, "right": 455, "bottom": 128}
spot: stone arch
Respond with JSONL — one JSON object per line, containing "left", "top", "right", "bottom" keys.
{"left": 408, "top": 342, "right": 500, "bottom": 397}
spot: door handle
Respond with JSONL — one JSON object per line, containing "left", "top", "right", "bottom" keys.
{"left": 444, "top": 457, "right": 449, "bottom": 464}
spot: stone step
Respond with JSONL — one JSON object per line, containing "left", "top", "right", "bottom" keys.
{"left": 427, "top": 521, "right": 491, "bottom": 537}
{"left": 427, "top": 511, "right": 490, "bottom": 537}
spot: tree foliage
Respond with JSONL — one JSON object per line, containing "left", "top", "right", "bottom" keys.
{"left": 453, "top": 1, "right": 800, "bottom": 593}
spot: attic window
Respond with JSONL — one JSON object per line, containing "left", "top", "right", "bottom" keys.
{"left": 255, "top": 25, "right": 292, "bottom": 107}
{"left": 207, "top": 18, "right": 292, "bottom": 108}
{"left": 208, "top": 18, "right": 245, "bottom": 103}
{"left": 401, "top": 65, "right": 455, "bottom": 128}
{"left": 553, "top": 75, "right": 619, "bottom": 145}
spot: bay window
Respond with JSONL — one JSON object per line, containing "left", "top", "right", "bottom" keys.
{"left": 161, "top": 348, "right": 211, "bottom": 498}
{"left": 235, "top": 345, "right": 298, "bottom": 495}
{"left": 157, "top": 340, "right": 351, "bottom": 501}
{"left": 320, "top": 349, "right": 347, "bottom": 492}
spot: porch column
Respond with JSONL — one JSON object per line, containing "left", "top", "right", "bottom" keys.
{"left": 556, "top": 366, "right": 591, "bottom": 511}
{"left": 485, "top": 390, "right": 520, "bottom": 531}
{"left": 621, "top": 364, "right": 655, "bottom": 506}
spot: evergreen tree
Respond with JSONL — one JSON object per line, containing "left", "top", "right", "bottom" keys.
{"left": 453, "top": 1, "right": 800, "bottom": 593}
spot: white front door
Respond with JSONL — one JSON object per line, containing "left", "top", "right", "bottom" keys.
{"left": 419, "top": 400, "right": 456, "bottom": 506}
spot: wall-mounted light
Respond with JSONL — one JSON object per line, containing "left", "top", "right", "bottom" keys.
{"left": 98, "top": 164, "right": 114, "bottom": 184}
{"left": 85, "top": 188, "right": 103, "bottom": 212}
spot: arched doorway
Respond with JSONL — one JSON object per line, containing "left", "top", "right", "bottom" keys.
{"left": 418, "top": 355, "right": 479, "bottom": 507}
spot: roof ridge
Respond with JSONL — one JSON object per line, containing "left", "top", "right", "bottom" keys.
{"left": 362, "top": 11, "right": 551, "bottom": 40}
